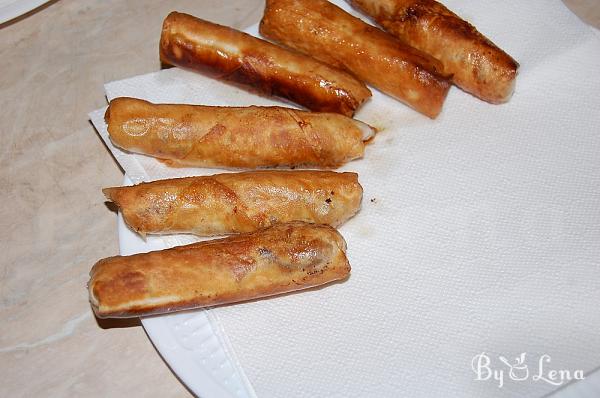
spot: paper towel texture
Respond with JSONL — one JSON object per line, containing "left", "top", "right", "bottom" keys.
{"left": 90, "top": 0, "right": 600, "bottom": 396}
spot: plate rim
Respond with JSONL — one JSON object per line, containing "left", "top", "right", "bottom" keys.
{"left": 0, "top": 0, "right": 52, "bottom": 24}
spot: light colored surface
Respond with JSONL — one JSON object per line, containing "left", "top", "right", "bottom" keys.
{"left": 1, "top": 1, "right": 599, "bottom": 398}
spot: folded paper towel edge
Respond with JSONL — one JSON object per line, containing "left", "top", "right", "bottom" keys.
{"left": 88, "top": 108, "right": 150, "bottom": 184}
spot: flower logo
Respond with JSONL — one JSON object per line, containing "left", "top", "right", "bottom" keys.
{"left": 499, "top": 352, "right": 529, "bottom": 381}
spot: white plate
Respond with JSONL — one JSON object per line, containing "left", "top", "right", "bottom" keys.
{"left": 0, "top": 0, "right": 51, "bottom": 24}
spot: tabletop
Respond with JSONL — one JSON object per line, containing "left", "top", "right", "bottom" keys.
{"left": 1, "top": 1, "right": 599, "bottom": 397}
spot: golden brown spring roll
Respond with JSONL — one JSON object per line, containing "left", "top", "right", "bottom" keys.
{"left": 104, "top": 170, "right": 362, "bottom": 237}
{"left": 159, "top": 11, "right": 371, "bottom": 116}
{"left": 348, "top": 0, "right": 519, "bottom": 103}
{"left": 105, "top": 97, "right": 374, "bottom": 169}
{"left": 260, "top": 0, "right": 451, "bottom": 118}
{"left": 88, "top": 222, "right": 351, "bottom": 318}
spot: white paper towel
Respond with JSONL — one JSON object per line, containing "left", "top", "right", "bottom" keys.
{"left": 90, "top": 1, "right": 600, "bottom": 396}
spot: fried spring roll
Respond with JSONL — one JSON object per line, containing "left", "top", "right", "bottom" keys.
{"left": 348, "top": 0, "right": 519, "bottom": 103}
{"left": 88, "top": 222, "right": 351, "bottom": 318}
{"left": 159, "top": 11, "right": 371, "bottom": 116}
{"left": 260, "top": 0, "right": 451, "bottom": 118}
{"left": 104, "top": 171, "right": 362, "bottom": 237}
{"left": 105, "top": 97, "right": 373, "bottom": 169}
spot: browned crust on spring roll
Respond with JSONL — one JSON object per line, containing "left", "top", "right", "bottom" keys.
{"left": 349, "top": 0, "right": 519, "bottom": 103}
{"left": 104, "top": 170, "right": 363, "bottom": 237}
{"left": 159, "top": 11, "right": 371, "bottom": 116}
{"left": 105, "top": 97, "right": 374, "bottom": 169}
{"left": 260, "top": 0, "right": 451, "bottom": 118}
{"left": 88, "top": 222, "right": 351, "bottom": 318}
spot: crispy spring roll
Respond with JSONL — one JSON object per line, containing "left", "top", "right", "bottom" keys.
{"left": 88, "top": 222, "right": 351, "bottom": 318}
{"left": 159, "top": 11, "right": 371, "bottom": 116}
{"left": 104, "top": 170, "right": 362, "bottom": 237}
{"left": 348, "top": 0, "right": 519, "bottom": 103}
{"left": 260, "top": 0, "right": 451, "bottom": 118}
{"left": 105, "top": 97, "right": 374, "bottom": 169}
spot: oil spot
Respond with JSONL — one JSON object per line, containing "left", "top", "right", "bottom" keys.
{"left": 231, "top": 258, "right": 257, "bottom": 282}
{"left": 205, "top": 123, "right": 227, "bottom": 138}
{"left": 122, "top": 118, "right": 151, "bottom": 137}
{"left": 172, "top": 45, "right": 183, "bottom": 59}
